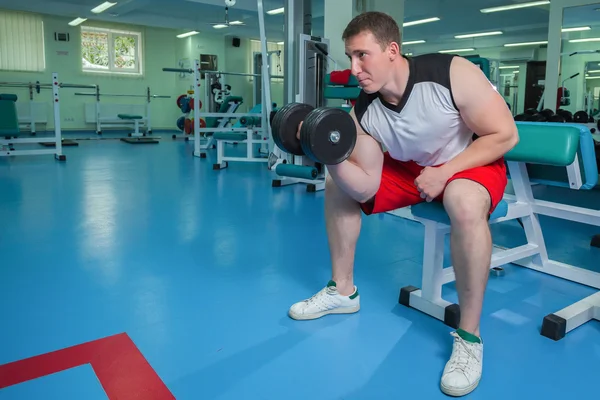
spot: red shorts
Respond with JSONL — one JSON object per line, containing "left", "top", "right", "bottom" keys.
{"left": 360, "top": 153, "right": 507, "bottom": 215}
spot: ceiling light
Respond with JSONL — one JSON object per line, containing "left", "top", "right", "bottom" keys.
{"left": 569, "top": 38, "right": 600, "bottom": 43}
{"left": 91, "top": 2, "right": 117, "bottom": 14}
{"left": 402, "top": 40, "right": 426, "bottom": 45}
{"left": 438, "top": 48, "right": 475, "bottom": 53}
{"left": 562, "top": 26, "right": 591, "bottom": 32}
{"left": 68, "top": 17, "right": 87, "bottom": 26}
{"left": 480, "top": 1, "right": 549, "bottom": 13}
{"left": 587, "top": 69, "right": 600, "bottom": 73}
{"left": 499, "top": 65, "right": 519, "bottom": 69}
{"left": 455, "top": 31, "right": 503, "bottom": 39}
{"left": 267, "top": 7, "right": 284, "bottom": 15}
{"left": 277, "top": 41, "right": 284, "bottom": 45}
{"left": 403, "top": 17, "right": 440, "bottom": 27}
{"left": 229, "top": 20, "right": 243, "bottom": 25}
{"left": 176, "top": 31, "right": 199, "bottom": 38}
{"left": 504, "top": 40, "right": 548, "bottom": 47}
{"left": 213, "top": 24, "right": 228, "bottom": 29}
{"left": 586, "top": 76, "right": 600, "bottom": 80}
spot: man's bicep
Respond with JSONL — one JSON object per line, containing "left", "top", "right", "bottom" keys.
{"left": 348, "top": 107, "right": 383, "bottom": 175}
{"left": 451, "top": 57, "right": 515, "bottom": 138}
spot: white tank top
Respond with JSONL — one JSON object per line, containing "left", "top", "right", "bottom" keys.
{"left": 354, "top": 53, "right": 474, "bottom": 167}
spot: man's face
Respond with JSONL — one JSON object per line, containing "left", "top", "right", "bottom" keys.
{"left": 345, "top": 30, "right": 392, "bottom": 93}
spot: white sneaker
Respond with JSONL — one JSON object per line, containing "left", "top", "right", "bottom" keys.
{"left": 288, "top": 280, "right": 360, "bottom": 320}
{"left": 440, "top": 331, "right": 483, "bottom": 397}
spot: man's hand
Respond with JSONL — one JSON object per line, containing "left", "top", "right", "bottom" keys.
{"left": 296, "top": 121, "right": 303, "bottom": 140}
{"left": 414, "top": 166, "right": 453, "bottom": 202}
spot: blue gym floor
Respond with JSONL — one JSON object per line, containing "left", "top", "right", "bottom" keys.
{"left": 1, "top": 132, "right": 599, "bottom": 399}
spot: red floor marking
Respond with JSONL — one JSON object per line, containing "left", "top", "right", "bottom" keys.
{"left": 0, "top": 332, "right": 174, "bottom": 399}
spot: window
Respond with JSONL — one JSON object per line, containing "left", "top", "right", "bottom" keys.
{"left": 81, "top": 27, "right": 142, "bottom": 75}
{"left": 0, "top": 10, "right": 45, "bottom": 72}
{"left": 249, "top": 40, "right": 284, "bottom": 80}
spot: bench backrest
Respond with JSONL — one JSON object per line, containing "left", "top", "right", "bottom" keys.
{"left": 323, "top": 73, "right": 361, "bottom": 101}
{"left": 206, "top": 96, "right": 244, "bottom": 128}
{"left": 505, "top": 122, "right": 598, "bottom": 190}
{"left": 0, "top": 94, "right": 20, "bottom": 136}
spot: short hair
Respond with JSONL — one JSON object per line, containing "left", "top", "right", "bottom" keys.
{"left": 342, "top": 12, "right": 401, "bottom": 50}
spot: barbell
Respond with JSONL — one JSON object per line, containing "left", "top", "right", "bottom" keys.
{"left": 271, "top": 102, "right": 357, "bottom": 165}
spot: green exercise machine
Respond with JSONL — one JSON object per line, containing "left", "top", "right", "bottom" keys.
{"left": 0, "top": 73, "right": 92, "bottom": 160}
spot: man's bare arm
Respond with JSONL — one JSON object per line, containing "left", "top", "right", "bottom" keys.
{"left": 296, "top": 108, "right": 383, "bottom": 203}
{"left": 440, "top": 56, "right": 519, "bottom": 176}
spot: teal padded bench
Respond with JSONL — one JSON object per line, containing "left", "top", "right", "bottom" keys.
{"left": 0, "top": 94, "right": 20, "bottom": 138}
{"left": 118, "top": 113, "right": 158, "bottom": 144}
{"left": 400, "top": 121, "right": 600, "bottom": 341}
{"left": 323, "top": 72, "right": 360, "bottom": 113}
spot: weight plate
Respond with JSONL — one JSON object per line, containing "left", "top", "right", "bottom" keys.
{"left": 300, "top": 107, "right": 357, "bottom": 165}
{"left": 271, "top": 102, "right": 314, "bottom": 156}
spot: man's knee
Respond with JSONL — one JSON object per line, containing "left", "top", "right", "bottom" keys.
{"left": 443, "top": 179, "right": 491, "bottom": 228}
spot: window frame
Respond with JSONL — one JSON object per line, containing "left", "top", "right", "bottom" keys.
{"left": 80, "top": 26, "right": 143, "bottom": 76}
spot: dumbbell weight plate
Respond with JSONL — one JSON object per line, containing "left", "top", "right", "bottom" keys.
{"left": 300, "top": 107, "right": 357, "bottom": 165}
{"left": 271, "top": 102, "right": 314, "bottom": 156}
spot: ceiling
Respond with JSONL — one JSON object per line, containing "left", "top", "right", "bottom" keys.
{"left": 1, "top": 0, "right": 600, "bottom": 54}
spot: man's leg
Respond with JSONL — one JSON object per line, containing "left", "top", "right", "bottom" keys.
{"left": 438, "top": 159, "right": 507, "bottom": 397}
{"left": 325, "top": 174, "right": 363, "bottom": 297}
{"left": 288, "top": 149, "right": 422, "bottom": 320}
{"left": 288, "top": 173, "right": 364, "bottom": 320}
{"left": 444, "top": 178, "right": 492, "bottom": 338}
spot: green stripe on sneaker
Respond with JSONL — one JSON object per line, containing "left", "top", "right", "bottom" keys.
{"left": 456, "top": 328, "right": 481, "bottom": 344}
{"left": 327, "top": 280, "right": 336, "bottom": 287}
{"left": 349, "top": 288, "right": 358, "bottom": 299}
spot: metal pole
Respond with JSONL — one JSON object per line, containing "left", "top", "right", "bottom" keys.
{"left": 146, "top": 87, "right": 152, "bottom": 134}
{"left": 52, "top": 73, "right": 63, "bottom": 159}
{"left": 162, "top": 67, "right": 193, "bottom": 73}
{"left": 74, "top": 92, "right": 171, "bottom": 98}
{"left": 194, "top": 59, "right": 202, "bottom": 158}
{"left": 257, "top": 0, "right": 273, "bottom": 156}
{"left": 284, "top": 0, "right": 295, "bottom": 103}
{"left": 198, "top": 69, "right": 261, "bottom": 78}
{"left": 59, "top": 83, "right": 97, "bottom": 89}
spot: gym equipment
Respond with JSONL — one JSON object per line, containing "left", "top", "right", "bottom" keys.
{"left": 7, "top": 81, "right": 48, "bottom": 134}
{"left": 271, "top": 102, "right": 357, "bottom": 165}
{"left": 0, "top": 74, "right": 96, "bottom": 160}
{"left": 574, "top": 110, "right": 589, "bottom": 124}
{"left": 253, "top": 49, "right": 284, "bottom": 106}
{"left": 75, "top": 87, "right": 170, "bottom": 136}
{"left": 271, "top": 102, "right": 314, "bottom": 156}
{"left": 212, "top": 101, "right": 273, "bottom": 169}
{"left": 397, "top": 121, "right": 599, "bottom": 341}
{"left": 163, "top": 66, "right": 261, "bottom": 156}
{"left": 275, "top": 163, "right": 318, "bottom": 179}
{"left": 119, "top": 115, "right": 158, "bottom": 144}
{"left": 557, "top": 109, "right": 574, "bottom": 122}
{"left": 270, "top": 33, "right": 332, "bottom": 192}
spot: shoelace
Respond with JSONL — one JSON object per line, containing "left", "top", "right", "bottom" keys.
{"left": 447, "top": 332, "right": 479, "bottom": 375}
{"left": 305, "top": 287, "right": 337, "bottom": 309}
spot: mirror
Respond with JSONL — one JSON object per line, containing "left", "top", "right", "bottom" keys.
{"left": 558, "top": 2, "right": 600, "bottom": 121}
{"left": 584, "top": 61, "right": 600, "bottom": 116}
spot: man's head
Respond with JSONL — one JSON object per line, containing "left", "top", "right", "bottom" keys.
{"left": 342, "top": 12, "right": 402, "bottom": 93}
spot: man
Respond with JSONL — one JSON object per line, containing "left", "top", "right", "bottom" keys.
{"left": 288, "top": 11, "right": 519, "bottom": 397}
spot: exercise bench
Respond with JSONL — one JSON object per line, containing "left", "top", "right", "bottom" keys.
{"left": 399, "top": 122, "right": 600, "bottom": 341}
{"left": 119, "top": 114, "right": 158, "bottom": 144}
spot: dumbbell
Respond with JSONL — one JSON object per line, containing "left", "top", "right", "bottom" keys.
{"left": 271, "top": 102, "right": 357, "bottom": 165}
